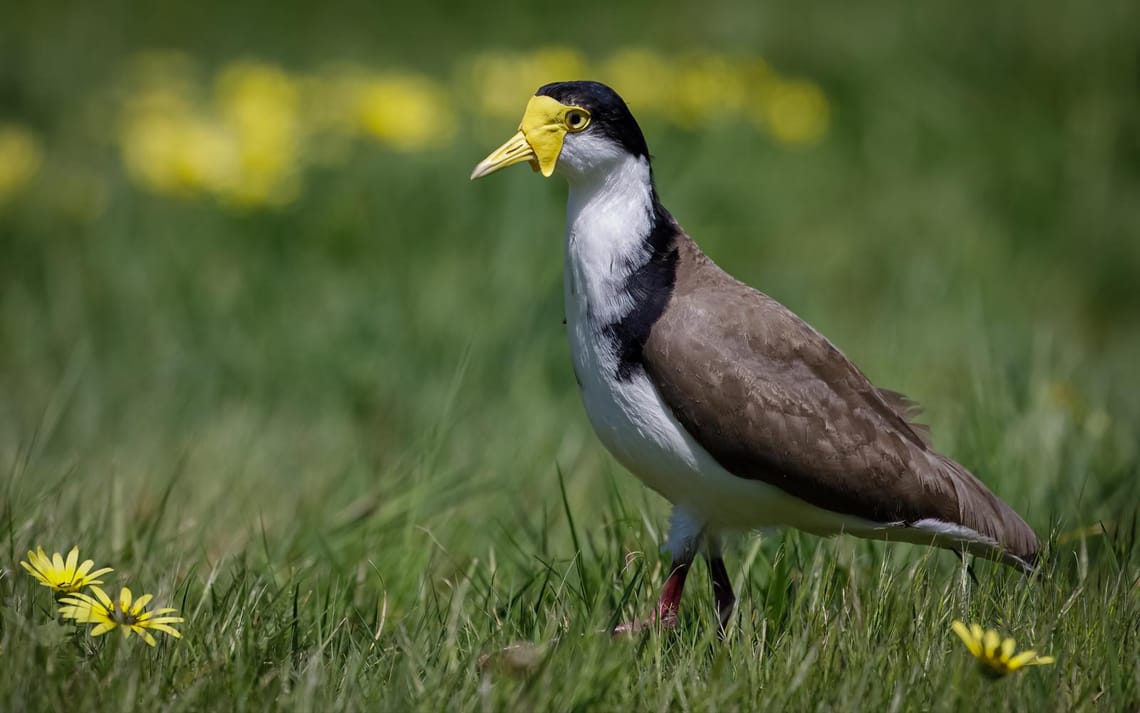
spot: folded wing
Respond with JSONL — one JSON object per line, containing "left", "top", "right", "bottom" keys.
{"left": 643, "top": 235, "right": 1038, "bottom": 568}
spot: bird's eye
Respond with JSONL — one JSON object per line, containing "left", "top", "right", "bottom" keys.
{"left": 564, "top": 109, "right": 590, "bottom": 132}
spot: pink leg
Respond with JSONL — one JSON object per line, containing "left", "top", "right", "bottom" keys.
{"left": 656, "top": 559, "right": 691, "bottom": 623}
{"left": 612, "top": 558, "right": 691, "bottom": 635}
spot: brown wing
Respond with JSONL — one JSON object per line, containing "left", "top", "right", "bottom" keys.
{"left": 644, "top": 235, "right": 1038, "bottom": 565}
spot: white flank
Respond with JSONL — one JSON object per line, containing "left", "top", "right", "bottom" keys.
{"left": 908, "top": 518, "right": 999, "bottom": 548}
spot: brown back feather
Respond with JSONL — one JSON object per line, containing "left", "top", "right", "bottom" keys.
{"left": 643, "top": 233, "right": 1038, "bottom": 567}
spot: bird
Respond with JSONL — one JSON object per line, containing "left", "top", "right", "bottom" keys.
{"left": 470, "top": 80, "right": 1038, "bottom": 634}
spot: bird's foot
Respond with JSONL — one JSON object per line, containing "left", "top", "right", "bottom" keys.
{"left": 611, "top": 605, "right": 679, "bottom": 637}
{"left": 611, "top": 557, "right": 691, "bottom": 637}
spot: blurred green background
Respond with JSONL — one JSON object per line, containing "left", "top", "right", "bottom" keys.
{"left": 2, "top": 0, "right": 1139, "bottom": 708}
{"left": 4, "top": 0, "right": 1137, "bottom": 528}
{"left": 2, "top": 0, "right": 1140, "bottom": 547}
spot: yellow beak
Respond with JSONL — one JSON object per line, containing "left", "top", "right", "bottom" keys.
{"left": 470, "top": 95, "right": 573, "bottom": 180}
{"left": 469, "top": 130, "right": 538, "bottom": 180}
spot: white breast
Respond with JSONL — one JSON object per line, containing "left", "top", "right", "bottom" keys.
{"left": 562, "top": 158, "right": 687, "bottom": 499}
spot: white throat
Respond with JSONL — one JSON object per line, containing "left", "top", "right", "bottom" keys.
{"left": 562, "top": 153, "right": 655, "bottom": 328}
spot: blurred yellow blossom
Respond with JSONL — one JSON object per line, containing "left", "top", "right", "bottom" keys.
{"left": 527, "top": 47, "right": 588, "bottom": 85}
{"left": 118, "top": 58, "right": 238, "bottom": 197}
{"left": 108, "top": 47, "right": 830, "bottom": 210}
{"left": 118, "top": 56, "right": 303, "bottom": 207}
{"left": 215, "top": 61, "right": 302, "bottom": 206}
{"left": 599, "top": 48, "right": 674, "bottom": 114}
{"left": 0, "top": 124, "right": 43, "bottom": 200}
{"left": 669, "top": 53, "right": 748, "bottom": 128}
{"left": 120, "top": 91, "right": 239, "bottom": 197}
{"left": 763, "top": 78, "right": 830, "bottom": 146}
{"left": 470, "top": 47, "right": 588, "bottom": 120}
{"left": 353, "top": 74, "right": 455, "bottom": 151}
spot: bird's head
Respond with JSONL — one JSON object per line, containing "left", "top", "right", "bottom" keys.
{"left": 470, "top": 81, "right": 649, "bottom": 182}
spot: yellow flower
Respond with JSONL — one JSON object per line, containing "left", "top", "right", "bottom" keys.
{"left": 120, "top": 105, "right": 238, "bottom": 196}
{"left": 59, "top": 585, "right": 184, "bottom": 647}
{"left": 0, "top": 124, "right": 42, "bottom": 199}
{"left": 215, "top": 61, "right": 302, "bottom": 206}
{"left": 668, "top": 52, "right": 748, "bottom": 128}
{"left": 600, "top": 48, "right": 674, "bottom": 114}
{"left": 469, "top": 47, "right": 588, "bottom": 121}
{"left": 20, "top": 546, "right": 113, "bottom": 594}
{"left": 762, "top": 78, "right": 830, "bottom": 146}
{"left": 951, "top": 620, "right": 1055, "bottom": 676}
{"left": 525, "top": 47, "right": 588, "bottom": 86}
{"left": 117, "top": 56, "right": 303, "bottom": 208}
{"left": 352, "top": 73, "right": 455, "bottom": 151}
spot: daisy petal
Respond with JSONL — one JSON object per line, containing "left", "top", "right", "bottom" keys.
{"left": 64, "top": 607, "right": 89, "bottom": 621}
{"left": 147, "top": 624, "right": 183, "bottom": 638}
{"left": 1001, "top": 637, "right": 1016, "bottom": 661}
{"left": 91, "top": 622, "right": 116, "bottom": 637}
{"left": 65, "top": 547, "right": 79, "bottom": 577}
{"left": 20, "top": 561, "right": 50, "bottom": 586}
{"left": 60, "top": 596, "right": 93, "bottom": 618}
{"left": 1007, "top": 650, "right": 1035, "bottom": 670}
{"left": 969, "top": 624, "right": 983, "bottom": 644}
{"left": 86, "top": 567, "right": 114, "bottom": 581}
{"left": 983, "top": 629, "right": 1000, "bottom": 659}
{"left": 52, "top": 551, "right": 65, "bottom": 572}
{"left": 951, "top": 621, "right": 982, "bottom": 656}
{"left": 58, "top": 594, "right": 84, "bottom": 607}
{"left": 31, "top": 548, "right": 50, "bottom": 571}
{"left": 132, "top": 593, "right": 153, "bottom": 614}
{"left": 89, "top": 585, "right": 113, "bottom": 609}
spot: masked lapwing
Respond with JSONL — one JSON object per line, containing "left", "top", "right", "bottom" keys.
{"left": 471, "top": 81, "right": 1038, "bottom": 634}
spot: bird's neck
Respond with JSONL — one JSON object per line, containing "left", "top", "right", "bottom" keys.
{"left": 563, "top": 154, "right": 679, "bottom": 379}
{"left": 564, "top": 155, "right": 669, "bottom": 320}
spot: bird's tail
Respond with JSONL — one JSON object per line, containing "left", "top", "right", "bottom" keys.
{"left": 926, "top": 457, "right": 1039, "bottom": 571}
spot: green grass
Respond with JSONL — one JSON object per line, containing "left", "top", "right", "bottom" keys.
{"left": 2, "top": 0, "right": 1140, "bottom": 710}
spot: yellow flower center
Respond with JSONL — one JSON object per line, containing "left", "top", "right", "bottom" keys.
{"left": 110, "top": 603, "right": 141, "bottom": 626}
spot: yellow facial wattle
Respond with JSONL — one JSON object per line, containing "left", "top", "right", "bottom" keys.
{"left": 470, "top": 95, "right": 591, "bottom": 180}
